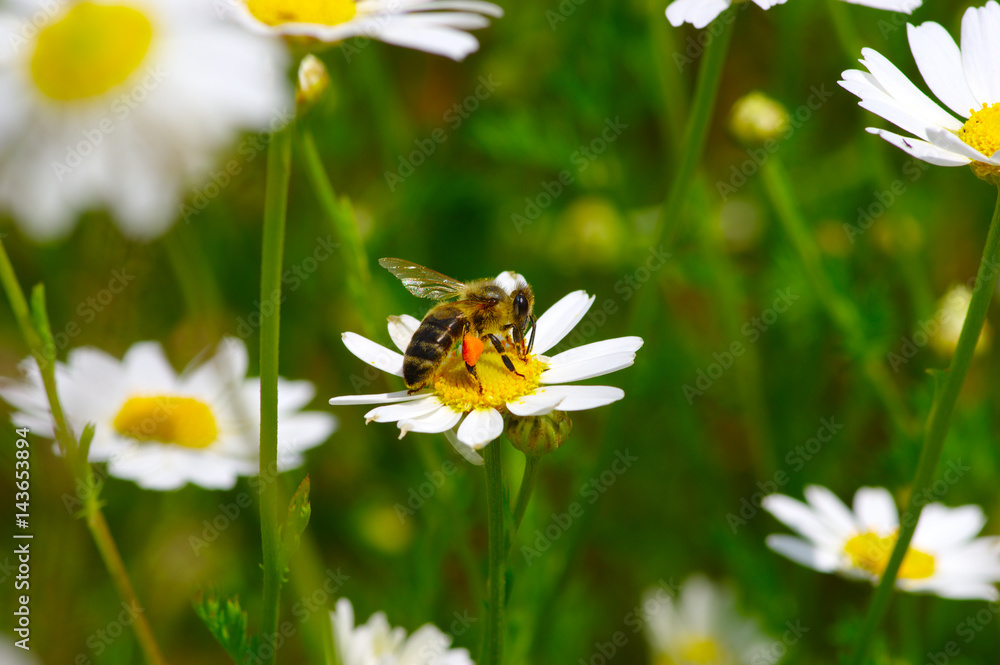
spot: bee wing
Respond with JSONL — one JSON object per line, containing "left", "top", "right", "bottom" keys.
{"left": 378, "top": 258, "right": 467, "bottom": 300}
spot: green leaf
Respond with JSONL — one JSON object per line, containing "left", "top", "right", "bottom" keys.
{"left": 193, "top": 591, "right": 255, "bottom": 664}
{"left": 279, "top": 475, "right": 312, "bottom": 574}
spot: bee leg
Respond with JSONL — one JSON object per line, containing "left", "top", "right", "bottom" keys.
{"left": 525, "top": 315, "right": 536, "bottom": 355}
{"left": 487, "top": 334, "right": 526, "bottom": 379}
{"left": 465, "top": 362, "right": 484, "bottom": 394}
{"left": 406, "top": 384, "right": 426, "bottom": 395}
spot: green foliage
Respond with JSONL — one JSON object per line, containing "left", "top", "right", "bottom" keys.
{"left": 193, "top": 592, "right": 260, "bottom": 665}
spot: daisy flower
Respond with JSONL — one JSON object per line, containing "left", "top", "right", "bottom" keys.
{"left": 666, "top": 0, "right": 920, "bottom": 30}
{"left": 643, "top": 575, "right": 775, "bottom": 665}
{"left": 763, "top": 485, "right": 1000, "bottom": 600}
{"left": 331, "top": 597, "right": 473, "bottom": 665}
{"left": 226, "top": 0, "right": 504, "bottom": 61}
{"left": 329, "top": 273, "right": 643, "bottom": 464}
{"left": 0, "top": 338, "right": 336, "bottom": 490}
{"left": 840, "top": 1, "right": 1000, "bottom": 183}
{"left": 0, "top": 0, "right": 290, "bottom": 241}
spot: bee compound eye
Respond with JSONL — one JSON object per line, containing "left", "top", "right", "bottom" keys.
{"left": 514, "top": 293, "right": 529, "bottom": 319}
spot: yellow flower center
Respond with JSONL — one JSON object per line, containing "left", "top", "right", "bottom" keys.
{"left": 843, "top": 531, "right": 935, "bottom": 580}
{"left": 246, "top": 0, "right": 357, "bottom": 27}
{"left": 113, "top": 396, "right": 219, "bottom": 448}
{"left": 432, "top": 343, "right": 545, "bottom": 412}
{"left": 30, "top": 2, "right": 153, "bottom": 102}
{"left": 654, "top": 637, "right": 731, "bottom": 665}
{"left": 959, "top": 103, "right": 1000, "bottom": 184}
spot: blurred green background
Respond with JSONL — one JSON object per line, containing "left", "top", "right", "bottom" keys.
{"left": 3, "top": 0, "right": 1000, "bottom": 663}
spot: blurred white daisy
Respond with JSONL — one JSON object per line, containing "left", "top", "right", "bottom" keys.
{"left": 666, "top": 0, "right": 920, "bottom": 29}
{"left": 331, "top": 597, "right": 473, "bottom": 665}
{"left": 763, "top": 485, "right": 1000, "bottom": 600}
{"left": 0, "top": 0, "right": 290, "bottom": 241}
{"left": 839, "top": 2, "right": 1000, "bottom": 182}
{"left": 644, "top": 575, "right": 775, "bottom": 665}
{"left": 0, "top": 338, "right": 336, "bottom": 490}
{"left": 329, "top": 276, "right": 642, "bottom": 464}
{"left": 226, "top": 0, "right": 504, "bottom": 61}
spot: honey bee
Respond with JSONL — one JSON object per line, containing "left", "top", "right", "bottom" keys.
{"left": 379, "top": 258, "right": 536, "bottom": 393}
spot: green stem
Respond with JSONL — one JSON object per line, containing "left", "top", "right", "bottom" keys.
{"left": 760, "top": 155, "right": 916, "bottom": 437}
{"left": 0, "top": 239, "right": 166, "bottom": 665}
{"left": 297, "top": 127, "right": 376, "bottom": 338}
{"left": 849, "top": 189, "right": 1000, "bottom": 665}
{"left": 259, "top": 121, "right": 294, "bottom": 665}
{"left": 482, "top": 441, "right": 506, "bottom": 665}
{"left": 647, "top": 10, "right": 734, "bottom": 252}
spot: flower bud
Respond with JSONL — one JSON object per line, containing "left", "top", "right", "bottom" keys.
{"left": 506, "top": 412, "right": 572, "bottom": 457}
{"left": 728, "top": 91, "right": 790, "bottom": 147}
{"left": 931, "top": 284, "right": 992, "bottom": 357}
{"left": 296, "top": 54, "right": 330, "bottom": 112}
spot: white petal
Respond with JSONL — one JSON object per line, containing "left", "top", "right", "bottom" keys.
{"left": 342, "top": 332, "right": 405, "bottom": 377}
{"left": 853, "top": 487, "right": 899, "bottom": 533}
{"left": 364, "top": 396, "right": 441, "bottom": 423}
{"left": 912, "top": 503, "right": 986, "bottom": 550}
{"left": 532, "top": 291, "right": 595, "bottom": 355}
{"left": 866, "top": 128, "right": 971, "bottom": 166}
{"left": 398, "top": 405, "right": 462, "bottom": 438}
{"left": 762, "top": 494, "right": 844, "bottom": 548}
{"left": 540, "top": 336, "right": 643, "bottom": 384}
{"left": 547, "top": 384, "right": 625, "bottom": 411}
{"left": 387, "top": 315, "right": 421, "bottom": 352}
{"left": 765, "top": 535, "right": 841, "bottom": 573}
{"left": 493, "top": 270, "right": 521, "bottom": 294}
{"left": 665, "top": 0, "right": 731, "bottom": 29}
{"left": 455, "top": 408, "right": 504, "bottom": 449}
{"left": 506, "top": 390, "right": 566, "bottom": 416}
{"left": 803, "top": 485, "right": 857, "bottom": 536}
{"left": 926, "top": 127, "right": 996, "bottom": 163}
{"left": 841, "top": 0, "right": 920, "bottom": 13}
{"left": 908, "top": 22, "right": 978, "bottom": 118}
{"left": 444, "top": 429, "right": 484, "bottom": 465}
{"left": 372, "top": 21, "right": 482, "bottom": 60}
{"left": 859, "top": 48, "right": 962, "bottom": 132}
{"left": 329, "top": 390, "right": 427, "bottom": 405}
{"left": 961, "top": 1, "right": 1000, "bottom": 106}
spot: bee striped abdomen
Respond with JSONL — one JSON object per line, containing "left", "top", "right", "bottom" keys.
{"left": 403, "top": 306, "right": 464, "bottom": 388}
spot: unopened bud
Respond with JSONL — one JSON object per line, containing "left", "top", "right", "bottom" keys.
{"left": 931, "top": 284, "right": 992, "bottom": 356}
{"left": 506, "top": 412, "right": 572, "bottom": 457}
{"left": 296, "top": 54, "right": 330, "bottom": 112}
{"left": 728, "top": 91, "right": 790, "bottom": 146}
